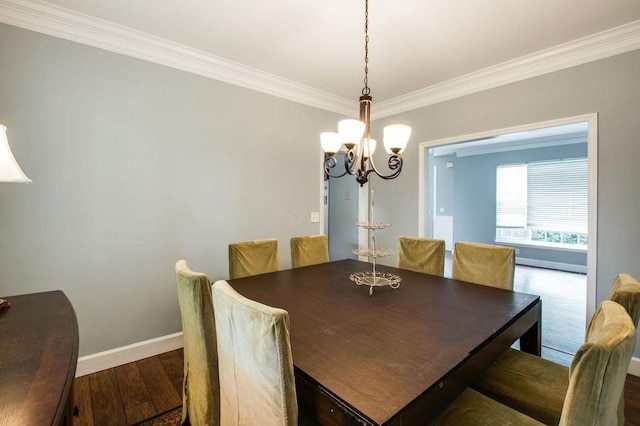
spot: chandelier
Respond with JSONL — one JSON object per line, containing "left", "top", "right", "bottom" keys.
{"left": 321, "top": 0, "right": 411, "bottom": 187}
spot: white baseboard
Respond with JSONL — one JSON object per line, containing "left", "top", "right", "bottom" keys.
{"left": 516, "top": 257, "right": 587, "bottom": 274}
{"left": 628, "top": 356, "right": 640, "bottom": 377}
{"left": 75, "top": 331, "right": 640, "bottom": 378}
{"left": 75, "top": 332, "right": 184, "bottom": 377}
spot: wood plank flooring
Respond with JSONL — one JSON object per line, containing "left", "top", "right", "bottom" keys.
{"left": 74, "top": 350, "right": 640, "bottom": 425}
{"left": 73, "top": 349, "right": 184, "bottom": 425}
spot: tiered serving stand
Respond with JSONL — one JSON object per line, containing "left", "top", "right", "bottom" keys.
{"left": 349, "top": 192, "right": 401, "bottom": 295}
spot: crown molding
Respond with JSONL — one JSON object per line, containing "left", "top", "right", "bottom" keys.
{"left": 0, "top": 0, "right": 355, "bottom": 116}
{"left": 0, "top": 1, "right": 638, "bottom": 119}
{"left": 374, "top": 20, "right": 640, "bottom": 119}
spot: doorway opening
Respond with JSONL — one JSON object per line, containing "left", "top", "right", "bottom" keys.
{"left": 419, "top": 114, "right": 598, "bottom": 365}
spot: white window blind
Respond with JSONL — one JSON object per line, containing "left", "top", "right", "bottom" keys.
{"left": 527, "top": 158, "right": 588, "bottom": 234}
{"left": 496, "top": 164, "right": 527, "bottom": 228}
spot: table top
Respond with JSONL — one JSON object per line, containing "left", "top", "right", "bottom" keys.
{"left": 0, "top": 290, "right": 79, "bottom": 425}
{"left": 228, "top": 259, "right": 540, "bottom": 425}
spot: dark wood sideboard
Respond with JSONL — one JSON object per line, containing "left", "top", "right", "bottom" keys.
{"left": 0, "top": 291, "right": 79, "bottom": 425}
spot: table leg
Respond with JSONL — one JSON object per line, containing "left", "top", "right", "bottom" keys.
{"left": 519, "top": 299, "right": 542, "bottom": 356}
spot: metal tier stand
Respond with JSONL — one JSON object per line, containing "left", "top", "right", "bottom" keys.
{"left": 349, "top": 191, "right": 401, "bottom": 295}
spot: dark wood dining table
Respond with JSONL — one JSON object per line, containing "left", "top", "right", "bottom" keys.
{"left": 228, "top": 259, "right": 541, "bottom": 425}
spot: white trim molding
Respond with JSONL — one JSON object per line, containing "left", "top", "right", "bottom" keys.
{"left": 629, "top": 357, "right": 640, "bottom": 377}
{"left": 75, "top": 332, "right": 184, "bottom": 377}
{"left": 0, "top": 0, "right": 354, "bottom": 116}
{"left": 516, "top": 257, "right": 587, "bottom": 274}
{"left": 0, "top": 0, "right": 639, "bottom": 117}
{"left": 374, "top": 21, "right": 640, "bottom": 118}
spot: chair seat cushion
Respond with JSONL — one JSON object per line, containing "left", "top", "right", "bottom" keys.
{"left": 473, "top": 348, "right": 568, "bottom": 425}
{"left": 430, "top": 388, "right": 544, "bottom": 425}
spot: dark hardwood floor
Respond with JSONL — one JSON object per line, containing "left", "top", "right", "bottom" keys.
{"left": 73, "top": 349, "right": 184, "bottom": 425}
{"left": 73, "top": 348, "right": 640, "bottom": 425}
{"left": 73, "top": 263, "right": 638, "bottom": 425}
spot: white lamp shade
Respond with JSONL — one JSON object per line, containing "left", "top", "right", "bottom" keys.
{"left": 362, "top": 138, "right": 376, "bottom": 158}
{"left": 0, "top": 125, "right": 32, "bottom": 183}
{"left": 383, "top": 124, "right": 411, "bottom": 154}
{"left": 338, "top": 119, "right": 366, "bottom": 147}
{"left": 320, "top": 132, "right": 342, "bottom": 154}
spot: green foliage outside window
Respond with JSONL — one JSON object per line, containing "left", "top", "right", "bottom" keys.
{"left": 527, "top": 230, "right": 587, "bottom": 246}
{"left": 531, "top": 230, "right": 545, "bottom": 241}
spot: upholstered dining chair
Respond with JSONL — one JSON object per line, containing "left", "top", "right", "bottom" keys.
{"left": 228, "top": 238, "right": 280, "bottom": 279}
{"left": 212, "top": 280, "right": 298, "bottom": 425}
{"left": 472, "top": 273, "right": 640, "bottom": 425}
{"left": 290, "top": 235, "right": 330, "bottom": 268}
{"left": 430, "top": 300, "right": 636, "bottom": 426}
{"left": 174, "top": 260, "right": 220, "bottom": 425}
{"left": 397, "top": 236, "right": 445, "bottom": 276}
{"left": 451, "top": 241, "right": 515, "bottom": 290}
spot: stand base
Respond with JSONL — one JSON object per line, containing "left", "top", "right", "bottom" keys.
{"left": 349, "top": 271, "right": 401, "bottom": 296}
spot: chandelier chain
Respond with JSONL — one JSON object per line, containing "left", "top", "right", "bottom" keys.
{"left": 362, "top": 0, "right": 370, "bottom": 96}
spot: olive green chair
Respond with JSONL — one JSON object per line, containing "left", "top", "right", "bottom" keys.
{"left": 290, "top": 235, "right": 330, "bottom": 268}
{"left": 431, "top": 300, "right": 636, "bottom": 426}
{"left": 212, "top": 280, "right": 298, "bottom": 425}
{"left": 175, "top": 260, "right": 220, "bottom": 425}
{"left": 397, "top": 236, "right": 446, "bottom": 277}
{"left": 452, "top": 241, "right": 515, "bottom": 290}
{"left": 473, "top": 273, "right": 640, "bottom": 425}
{"left": 228, "top": 238, "right": 280, "bottom": 279}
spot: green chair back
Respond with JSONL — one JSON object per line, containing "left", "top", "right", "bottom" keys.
{"left": 290, "top": 235, "right": 329, "bottom": 268}
{"left": 212, "top": 280, "right": 298, "bottom": 425}
{"left": 228, "top": 239, "right": 280, "bottom": 279}
{"left": 608, "top": 273, "right": 640, "bottom": 424}
{"left": 560, "top": 300, "right": 636, "bottom": 425}
{"left": 397, "top": 236, "right": 445, "bottom": 276}
{"left": 175, "top": 260, "right": 220, "bottom": 425}
{"left": 609, "top": 273, "right": 640, "bottom": 327}
{"left": 452, "top": 241, "right": 515, "bottom": 290}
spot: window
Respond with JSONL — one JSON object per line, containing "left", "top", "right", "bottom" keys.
{"left": 496, "top": 158, "right": 588, "bottom": 250}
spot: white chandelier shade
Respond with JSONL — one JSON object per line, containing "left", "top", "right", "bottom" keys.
{"left": 0, "top": 124, "right": 32, "bottom": 183}
{"left": 383, "top": 124, "right": 411, "bottom": 154}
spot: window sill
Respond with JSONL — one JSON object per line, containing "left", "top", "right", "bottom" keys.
{"left": 495, "top": 240, "right": 587, "bottom": 253}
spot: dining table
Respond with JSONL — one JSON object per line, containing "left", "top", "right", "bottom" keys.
{"left": 227, "top": 259, "right": 541, "bottom": 425}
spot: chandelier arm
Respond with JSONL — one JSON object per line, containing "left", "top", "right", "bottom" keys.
{"left": 345, "top": 149, "right": 358, "bottom": 175}
{"left": 324, "top": 150, "right": 360, "bottom": 180}
{"left": 366, "top": 151, "right": 404, "bottom": 181}
{"left": 324, "top": 155, "right": 348, "bottom": 180}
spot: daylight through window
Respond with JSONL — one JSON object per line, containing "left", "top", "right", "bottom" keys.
{"left": 496, "top": 158, "right": 588, "bottom": 249}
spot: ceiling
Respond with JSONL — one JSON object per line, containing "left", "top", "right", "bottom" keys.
{"left": 3, "top": 0, "right": 640, "bottom": 113}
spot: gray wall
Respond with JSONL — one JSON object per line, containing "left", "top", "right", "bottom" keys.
{"left": 0, "top": 23, "right": 340, "bottom": 356}
{"left": 431, "top": 143, "right": 588, "bottom": 267}
{"left": 371, "top": 49, "right": 640, "bottom": 355}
